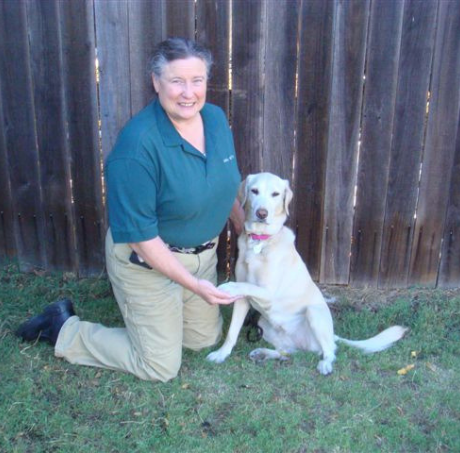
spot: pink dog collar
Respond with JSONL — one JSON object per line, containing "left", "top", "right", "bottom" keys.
{"left": 248, "top": 233, "right": 271, "bottom": 241}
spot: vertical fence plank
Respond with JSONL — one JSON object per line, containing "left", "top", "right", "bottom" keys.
{"left": 95, "top": 0, "right": 131, "bottom": 160}
{"left": 196, "top": 0, "right": 232, "bottom": 275}
{"left": 26, "top": 0, "right": 77, "bottom": 272}
{"left": 378, "top": 0, "right": 438, "bottom": 288}
{"left": 165, "top": 0, "right": 195, "bottom": 39}
{"left": 439, "top": 114, "right": 460, "bottom": 288}
{"left": 231, "top": 0, "right": 266, "bottom": 176}
{"left": 320, "top": 0, "right": 370, "bottom": 285}
{"left": 128, "top": 0, "right": 165, "bottom": 115}
{"left": 0, "top": 91, "right": 16, "bottom": 263}
{"left": 196, "top": 0, "right": 230, "bottom": 114}
{"left": 60, "top": 0, "right": 105, "bottom": 276}
{"left": 349, "top": 0, "right": 404, "bottom": 287}
{"left": 0, "top": 0, "right": 46, "bottom": 271}
{"left": 409, "top": 0, "right": 460, "bottom": 287}
{"left": 262, "top": 0, "right": 299, "bottom": 182}
{"left": 294, "top": 0, "right": 334, "bottom": 280}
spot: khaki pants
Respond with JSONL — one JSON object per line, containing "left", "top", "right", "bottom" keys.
{"left": 55, "top": 230, "right": 222, "bottom": 382}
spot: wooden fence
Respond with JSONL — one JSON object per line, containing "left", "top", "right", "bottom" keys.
{"left": 0, "top": 0, "right": 459, "bottom": 288}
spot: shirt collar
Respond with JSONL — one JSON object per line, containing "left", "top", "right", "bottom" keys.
{"left": 154, "top": 99, "right": 214, "bottom": 153}
{"left": 154, "top": 99, "right": 183, "bottom": 147}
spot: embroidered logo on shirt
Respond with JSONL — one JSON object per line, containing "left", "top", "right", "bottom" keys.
{"left": 223, "top": 155, "right": 235, "bottom": 163}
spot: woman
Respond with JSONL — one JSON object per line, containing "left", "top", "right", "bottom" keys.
{"left": 16, "top": 38, "right": 244, "bottom": 382}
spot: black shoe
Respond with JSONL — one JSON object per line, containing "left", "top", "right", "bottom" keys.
{"left": 15, "top": 298, "right": 76, "bottom": 346}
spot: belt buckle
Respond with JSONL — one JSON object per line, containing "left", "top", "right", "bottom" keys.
{"left": 169, "top": 245, "right": 192, "bottom": 254}
{"left": 193, "top": 245, "right": 205, "bottom": 254}
{"left": 169, "top": 241, "right": 215, "bottom": 255}
{"left": 194, "top": 242, "right": 215, "bottom": 254}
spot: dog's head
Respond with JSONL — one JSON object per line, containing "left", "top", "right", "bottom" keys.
{"left": 238, "top": 172, "right": 293, "bottom": 234}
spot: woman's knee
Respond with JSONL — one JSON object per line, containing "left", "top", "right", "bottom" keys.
{"left": 140, "top": 351, "right": 182, "bottom": 382}
{"left": 183, "top": 320, "right": 222, "bottom": 351}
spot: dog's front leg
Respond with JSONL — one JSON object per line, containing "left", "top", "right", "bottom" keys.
{"left": 206, "top": 298, "right": 250, "bottom": 363}
{"left": 218, "top": 282, "right": 272, "bottom": 312}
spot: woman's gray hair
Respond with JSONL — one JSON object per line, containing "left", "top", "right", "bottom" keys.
{"left": 149, "top": 37, "right": 213, "bottom": 79}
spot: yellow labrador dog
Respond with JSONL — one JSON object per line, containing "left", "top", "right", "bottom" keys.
{"left": 207, "top": 172, "right": 407, "bottom": 375}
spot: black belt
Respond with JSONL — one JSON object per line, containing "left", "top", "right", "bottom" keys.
{"left": 129, "top": 242, "right": 216, "bottom": 270}
{"left": 168, "top": 241, "right": 216, "bottom": 255}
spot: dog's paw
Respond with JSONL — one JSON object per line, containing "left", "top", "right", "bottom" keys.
{"left": 249, "top": 348, "right": 267, "bottom": 362}
{"left": 317, "top": 359, "right": 333, "bottom": 375}
{"left": 218, "top": 282, "right": 243, "bottom": 297}
{"left": 206, "top": 349, "right": 230, "bottom": 364}
{"left": 249, "top": 348, "right": 285, "bottom": 362}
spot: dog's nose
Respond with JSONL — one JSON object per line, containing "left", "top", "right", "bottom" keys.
{"left": 256, "top": 208, "right": 268, "bottom": 220}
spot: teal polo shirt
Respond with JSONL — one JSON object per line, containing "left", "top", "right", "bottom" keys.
{"left": 105, "top": 99, "right": 240, "bottom": 247}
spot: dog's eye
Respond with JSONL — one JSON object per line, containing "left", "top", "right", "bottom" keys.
{"left": 272, "top": 192, "right": 280, "bottom": 197}
{"left": 251, "top": 189, "right": 259, "bottom": 195}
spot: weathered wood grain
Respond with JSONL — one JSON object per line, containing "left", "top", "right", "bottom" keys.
{"left": 262, "top": 0, "right": 299, "bottom": 181}
{"left": 320, "top": 0, "right": 370, "bottom": 285}
{"left": 196, "top": 0, "right": 232, "bottom": 274}
{"left": 196, "top": 0, "right": 231, "bottom": 114}
{"left": 164, "top": 0, "right": 195, "bottom": 39}
{"left": 128, "top": 0, "right": 165, "bottom": 115}
{"left": 231, "top": 0, "right": 266, "bottom": 177}
{"left": 0, "top": 83, "right": 16, "bottom": 262}
{"left": 438, "top": 113, "right": 460, "bottom": 288}
{"left": 294, "top": 0, "right": 334, "bottom": 280}
{"left": 350, "top": 0, "right": 404, "bottom": 287}
{"left": 0, "top": 0, "right": 46, "bottom": 271}
{"left": 95, "top": 0, "right": 131, "bottom": 160}
{"left": 27, "top": 0, "right": 77, "bottom": 272}
{"left": 379, "top": 0, "right": 438, "bottom": 288}
{"left": 60, "top": 0, "right": 105, "bottom": 276}
{"left": 409, "top": 0, "right": 460, "bottom": 287}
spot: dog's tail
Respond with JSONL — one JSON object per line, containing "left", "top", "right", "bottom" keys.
{"left": 334, "top": 326, "right": 408, "bottom": 354}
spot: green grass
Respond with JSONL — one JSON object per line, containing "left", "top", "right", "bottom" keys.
{"left": 1, "top": 263, "right": 459, "bottom": 452}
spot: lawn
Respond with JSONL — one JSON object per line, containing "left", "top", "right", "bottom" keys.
{"left": 1, "top": 264, "right": 459, "bottom": 453}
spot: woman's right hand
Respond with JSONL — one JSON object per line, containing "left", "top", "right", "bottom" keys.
{"left": 195, "top": 279, "right": 242, "bottom": 305}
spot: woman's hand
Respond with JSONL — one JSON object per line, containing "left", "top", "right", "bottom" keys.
{"left": 195, "top": 279, "right": 242, "bottom": 305}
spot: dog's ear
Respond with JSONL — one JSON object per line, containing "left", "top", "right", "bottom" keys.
{"left": 283, "top": 179, "right": 293, "bottom": 216}
{"left": 238, "top": 174, "right": 254, "bottom": 208}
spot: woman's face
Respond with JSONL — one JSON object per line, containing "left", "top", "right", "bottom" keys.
{"left": 153, "top": 57, "right": 208, "bottom": 124}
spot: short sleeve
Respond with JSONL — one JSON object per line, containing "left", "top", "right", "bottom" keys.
{"left": 105, "top": 158, "right": 159, "bottom": 243}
